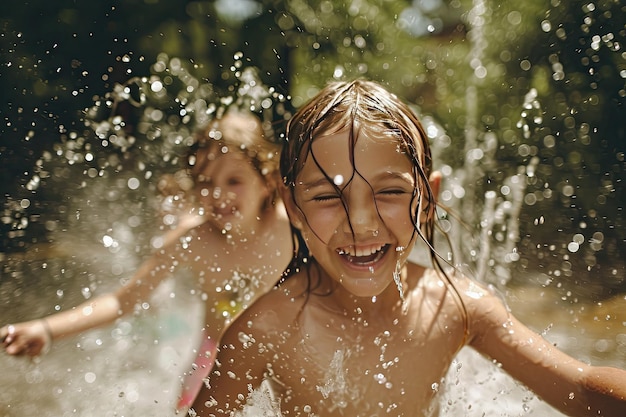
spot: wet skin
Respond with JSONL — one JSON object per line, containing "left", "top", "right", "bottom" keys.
{"left": 194, "top": 130, "right": 626, "bottom": 416}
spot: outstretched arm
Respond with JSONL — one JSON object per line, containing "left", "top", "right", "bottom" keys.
{"left": 1, "top": 292, "right": 122, "bottom": 356}
{"left": 468, "top": 288, "right": 626, "bottom": 416}
{"left": 1, "top": 217, "right": 204, "bottom": 357}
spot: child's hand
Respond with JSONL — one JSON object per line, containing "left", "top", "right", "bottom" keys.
{"left": 0, "top": 320, "right": 52, "bottom": 357}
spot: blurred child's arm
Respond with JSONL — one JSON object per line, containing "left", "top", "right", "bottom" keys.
{"left": 468, "top": 288, "right": 626, "bottom": 416}
{"left": 1, "top": 292, "right": 121, "bottom": 356}
{"left": 1, "top": 238, "right": 179, "bottom": 357}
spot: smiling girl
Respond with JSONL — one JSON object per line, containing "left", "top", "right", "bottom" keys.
{"left": 1, "top": 109, "right": 293, "bottom": 412}
{"left": 192, "top": 80, "right": 626, "bottom": 417}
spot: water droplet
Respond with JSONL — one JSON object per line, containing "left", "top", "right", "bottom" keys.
{"left": 238, "top": 332, "right": 255, "bottom": 348}
{"left": 393, "top": 260, "right": 405, "bottom": 302}
{"left": 374, "top": 373, "right": 386, "bottom": 384}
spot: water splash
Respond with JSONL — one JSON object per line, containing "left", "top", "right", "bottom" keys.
{"left": 316, "top": 349, "right": 359, "bottom": 412}
{"left": 232, "top": 379, "right": 284, "bottom": 417}
{"left": 392, "top": 260, "right": 405, "bottom": 303}
{"left": 393, "top": 247, "right": 406, "bottom": 305}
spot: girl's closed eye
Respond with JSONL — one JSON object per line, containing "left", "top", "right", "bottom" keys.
{"left": 374, "top": 188, "right": 413, "bottom": 206}
{"left": 376, "top": 178, "right": 415, "bottom": 197}
{"left": 300, "top": 181, "right": 342, "bottom": 203}
{"left": 227, "top": 176, "right": 244, "bottom": 186}
{"left": 378, "top": 188, "right": 409, "bottom": 196}
{"left": 312, "top": 193, "right": 341, "bottom": 202}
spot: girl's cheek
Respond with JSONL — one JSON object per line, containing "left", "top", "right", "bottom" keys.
{"left": 381, "top": 206, "right": 415, "bottom": 235}
{"left": 302, "top": 207, "right": 339, "bottom": 236}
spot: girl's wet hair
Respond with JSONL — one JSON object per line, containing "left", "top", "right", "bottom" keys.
{"left": 159, "top": 109, "right": 282, "bottom": 205}
{"left": 280, "top": 79, "right": 468, "bottom": 338}
{"left": 280, "top": 79, "right": 437, "bottom": 277}
{"left": 192, "top": 109, "right": 281, "bottom": 179}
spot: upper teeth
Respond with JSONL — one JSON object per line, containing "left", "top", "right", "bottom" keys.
{"left": 338, "top": 244, "right": 385, "bottom": 257}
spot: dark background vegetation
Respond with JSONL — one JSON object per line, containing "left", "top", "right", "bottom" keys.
{"left": 1, "top": 0, "right": 624, "bottom": 298}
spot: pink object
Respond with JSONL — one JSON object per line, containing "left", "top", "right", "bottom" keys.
{"left": 177, "top": 331, "right": 218, "bottom": 411}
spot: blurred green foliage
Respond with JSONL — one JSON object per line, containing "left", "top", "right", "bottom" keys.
{"left": 1, "top": 0, "right": 624, "bottom": 297}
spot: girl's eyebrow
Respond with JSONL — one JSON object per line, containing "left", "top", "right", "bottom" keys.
{"left": 380, "top": 171, "right": 414, "bottom": 184}
{"left": 299, "top": 177, "right": 335, "bottom": 189}
{"left": 300, "top": 171, "right": 414, "bottom": 189}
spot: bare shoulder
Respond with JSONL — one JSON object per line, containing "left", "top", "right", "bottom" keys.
{"left": 406, "top": 263, "right": 491, "bottom": 305}
{"left": 443, "top": 272, "right": 522, "bottom": 347}
{"left": 406, "top": 264, "right": 510, "bottom": 336}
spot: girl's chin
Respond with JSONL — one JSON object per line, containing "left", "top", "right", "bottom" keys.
{"left": 337, "top": 275, "right": 391, "bottom": 298}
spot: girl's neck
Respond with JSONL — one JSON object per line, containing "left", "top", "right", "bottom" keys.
{"left": 312, "top": 266, "right": 410, "bottom": 320}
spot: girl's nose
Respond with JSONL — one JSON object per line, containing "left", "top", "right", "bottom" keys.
{"left": 343, "top": 190, "right": 380, "bottom": 236}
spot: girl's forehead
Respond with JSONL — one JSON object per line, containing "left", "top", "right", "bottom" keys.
{"left": 299, "top": 130, "right": 413, "bottom": 181}
{"left": 192, "top": 145, "right": 249, "bottom": 173}
{"left": 310, "top": 128, "right": 404, "bottom": 157}
{"left": 197, "top": 143, "right": 246, "bottom": 161}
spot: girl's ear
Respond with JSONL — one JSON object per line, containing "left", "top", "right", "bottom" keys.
{"left": 428, "top": 171, "right": 442, "bottom": 202}
{"left": 279, "top": 184, "right": 304, "bottom": 229}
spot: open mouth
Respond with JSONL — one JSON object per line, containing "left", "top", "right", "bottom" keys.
{"left": 213, "top": 210, "right": 231, "bottom": 218}
{"left": 212, "top": 205, "right": 237, "bottom": 218}
{"left": 337, "top": 244, "right": 390, "bottom": 265}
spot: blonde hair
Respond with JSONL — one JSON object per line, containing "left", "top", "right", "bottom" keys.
{"left": 158, "top": 110, "right": 281, "bottom": 207}
{"left": 193, "top": 109, "right": 280, "bottom": 178}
